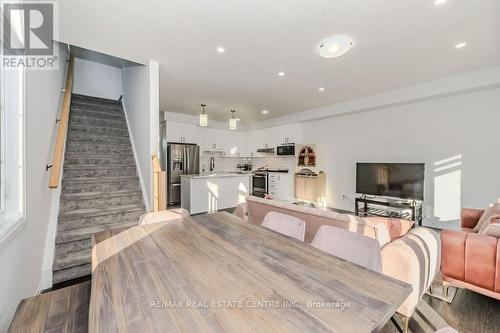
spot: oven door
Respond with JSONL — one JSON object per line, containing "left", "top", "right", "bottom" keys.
{"left": 252, "top": 173, "right": 268, "bottom": 196}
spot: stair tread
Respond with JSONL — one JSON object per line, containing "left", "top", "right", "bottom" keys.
{"left": 53, "top": 248, "right": 91, "bottom": 270}
{"left": 62, "top": 189, "right": 141, "bottom": 199}
{"left": 65, "top": 141, "right": 132, "bottom": 147}
{"left": 52, "top": 264, "right": 91, "bottom": 284}
{"left": 69, "top": 123, "right": 128, "bottom": 130}
{"left": 64, "top": 164, "right": 136, "bottom": 170}
{"left": 65, "top": 151, "right": 133, "bottom": 156}
{"left": 56, "top": 220, "right": 140, "bottom": 243}
{"left": 63, "top": 176, "right": 139, "bottom": 182}
{"left": 71, "top": 104, "right": 123, "bottom": 112}
{"left": 59, "top": 204, "right": 144, "bottom": 220}
{"left": 70, "top": 114, "right": 127, "bottom": 125}
{"left": 71, "top": 93, "right": 121, "bottom": 104}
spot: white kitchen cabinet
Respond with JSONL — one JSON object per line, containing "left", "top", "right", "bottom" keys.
{"left": 166, "top": 122, "right": 199, "bottom": 144}
{"left": 226, "top": 131, "right": 248, "bottom": 157}
{"left": 200, "top": 128, "right": 227, "bottom": 153}
{"left": 268, "top": 172, "right": 294, "bottom": 201}
{"left": 275, "top": 123, "right": 303, "bottom": 144}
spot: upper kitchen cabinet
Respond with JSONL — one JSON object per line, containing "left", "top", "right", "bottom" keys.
{"left": 166, "top": 122, "right": 199, "bottom": 144}
{"left": 200, "top": 127, "right": 227, "bottom": 153}
{"left": 225, "top": 131, "right": 248, "bottom": 157}
{"left": 276, "top": 123, "right": 303, "bottom": 145}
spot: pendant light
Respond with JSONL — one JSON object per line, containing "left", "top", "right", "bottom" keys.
{"left": 199, "top": 104, "right": 208, "bottom": 127}
{"left": 229, "top": 110, "right": 237, "bottom": 130}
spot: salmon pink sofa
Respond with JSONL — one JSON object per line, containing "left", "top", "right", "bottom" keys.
{"left": 242, "top": 196, "right": 440, "bottom": 331}
{"left": 441, "top": 208, "right": 500, "bottom": 300}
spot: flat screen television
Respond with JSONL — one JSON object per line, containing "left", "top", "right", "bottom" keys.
{"left": 356, "top": 163, "right": 425, "bottom": 200}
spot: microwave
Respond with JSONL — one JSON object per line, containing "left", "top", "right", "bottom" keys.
{"left": 276, "top": 144, "right": 295, "bottom": 156}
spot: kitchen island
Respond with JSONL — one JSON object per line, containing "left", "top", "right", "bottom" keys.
{"left": 181, "top": 173, "right": 251, "bottom": 214}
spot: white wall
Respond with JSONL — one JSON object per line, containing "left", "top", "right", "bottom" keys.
{"left": 122, "top": 60, "right": 160, "bottom": 210}
{"left": 72, "top": 57, "right": 122, "bottom": 100}
{"left": 302, "top": 87, "right": 500, "bottom": 229}
{"left": 0, "top": 43, "right": 68, "bottom": 331}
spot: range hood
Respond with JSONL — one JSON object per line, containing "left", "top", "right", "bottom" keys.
{"left": 256, "top": 147, "right": 275, "bottom": 153}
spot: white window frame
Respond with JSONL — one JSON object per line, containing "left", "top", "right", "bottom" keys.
{"left": 0, "top": 65, "right": 26, "bottom": 246}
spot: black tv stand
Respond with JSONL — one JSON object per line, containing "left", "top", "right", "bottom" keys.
{"left": 355, "top": 196, "right": 423, "bottom": 226}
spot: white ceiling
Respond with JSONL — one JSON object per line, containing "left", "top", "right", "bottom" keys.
{"left": 58, "top": 0, "right": 500, "bottom": 124}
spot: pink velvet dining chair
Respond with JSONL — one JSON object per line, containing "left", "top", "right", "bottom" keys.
{"left": 311, "top": 225, "right": 382, "bottom": 272}
{"left": 261, "top": 211, "right": 306, "bottom": 241}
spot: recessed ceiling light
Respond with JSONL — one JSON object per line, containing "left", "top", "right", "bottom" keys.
{"left": 261, "top": 110, "right": 269, "bottom": 114}
{"left": 318, "top": 87, "right": 325, "bottom": 92}
{"left": 317, "top": 35, "right": 354, "bottom": 59}
{"left": 434, "top": 0, "right": 447, "bottom": 5}
{"left": 278, "top": 72, "right": 285, "bottom": 77}
{"left": 216, "top": 47, "right": 225, "bottom": 53}
{"left": 455, "top": 42, "right": 467, "bottom": 49}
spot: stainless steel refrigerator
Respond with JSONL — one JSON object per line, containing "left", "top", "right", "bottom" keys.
{"left": 161, "top": 142, "right": 200, "bottom": 206}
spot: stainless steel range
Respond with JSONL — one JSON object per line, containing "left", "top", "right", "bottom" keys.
{"left": 251, "top": 172, "right": 268, "bottom": 197}
{"left": 251, "top": 168, "right": 289, "bottom": 198}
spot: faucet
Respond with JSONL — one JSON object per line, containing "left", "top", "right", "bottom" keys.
{"left": 209, "top": 157, "right": 215, "bottom": 172}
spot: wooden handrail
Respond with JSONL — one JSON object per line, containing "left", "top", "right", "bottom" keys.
{"left": 152, "top": 155, "right": 166, "bottom": 211}
{"left": 48, "top": 55, "right": 75, "bottom": 188}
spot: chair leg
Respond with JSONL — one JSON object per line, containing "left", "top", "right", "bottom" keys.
{"left": 390, "top": 315, "right": 410, "bottom": 333}
{"left": 443, "top": 281, "right": 451, "bottom": 299}
{"left": 402, "top": 316, "right": 409, "bottom": 333}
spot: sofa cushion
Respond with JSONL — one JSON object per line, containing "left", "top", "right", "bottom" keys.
{"left": 473, "top": 199, "right": 500, "bottom": 232}
{"left": 480, "top": 220, "right": 500, "bottom": 238}
{"left": 465, "top": 233, "right": 497, "bottom": 291}
{"left": 478, "top": 214, "right": 500, "bottom": 235}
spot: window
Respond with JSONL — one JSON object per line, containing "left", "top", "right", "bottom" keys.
{"left": 0, "top": 65, "right": 26, "bottom": 244}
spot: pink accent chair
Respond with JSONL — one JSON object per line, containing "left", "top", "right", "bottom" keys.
{"left": 311, "top": 225, "right": 382, "bottom": 272}
{"left": 441, "top": 208, "right": 500, "bottom": 300}
{"left": 261, "top": 211, "right": 306, "bottom": 241}
{"left": 139, "top": 208, "right": 190, "bottom": 225}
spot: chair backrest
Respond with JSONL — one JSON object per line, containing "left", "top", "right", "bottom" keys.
{"left": 139, "top": 208, "right": 190, "bottom": 225}
{"left": 261, "top": 211, "right": 306, "bottom": 241}
{"left": 311, "top": 225, "right": 382, "bottom": 272}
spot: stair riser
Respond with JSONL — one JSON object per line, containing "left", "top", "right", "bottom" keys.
{"left": 70, "top": 103, "right": 122, "bottom": 114}
{"left": 64, "top": 155, "right": 135, "bottom": 166}
{"left": 70, "top": 116, "right": 128, "bottom": 129}
{"left": 68, "top": 125, "right": 129, "bottom": 137}
{"left": 62, "top": 180, "right": 140, "bottom": 194}
{"left": 63, "top": 168, "right": 137, "bottom": 178}
{"left": 71, "top": 108, "right": 125, "bottom": 120}
{"left": 55, "top": 238, "right": 92, "bottom": 256}
{"left": 58, "top": 210, "right": 144, "bottom": 231}
{"left": 71, "top": 95, "right": 121, "bottom": 106}
{"left": 65, "top": 143, "right": 133, "bottom": 155}
{"left": 53, "top": 264, "right": 91, "bottom": 284}
{"left": 60, "top": 194, "right": 142, "bottom": 213}
{"left": 67, "top": 133, "right": 131, "bottom": 145}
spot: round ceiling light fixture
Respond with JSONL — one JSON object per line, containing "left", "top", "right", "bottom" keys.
{"left": 317, "top": 35, "right": 354, "bottom": 59}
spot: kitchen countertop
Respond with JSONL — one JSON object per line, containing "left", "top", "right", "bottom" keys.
{"left": 181, "top": 172, "right": 252, "bottom": 179}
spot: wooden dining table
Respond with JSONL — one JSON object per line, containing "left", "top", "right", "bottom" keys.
{"left": 89, "top": 212, "right": 412, "bottom": 333}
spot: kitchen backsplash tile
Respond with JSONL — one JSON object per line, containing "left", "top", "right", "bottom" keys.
{"left": 200, "top": 153, "right": 295, "bottom": 173}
